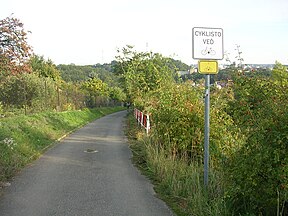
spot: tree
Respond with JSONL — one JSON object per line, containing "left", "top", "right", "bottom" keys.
{"left": 58, "top": 63, "right": 119, "bottom": 85}
{"left": 0, "top": 16, "right": 32, "bottom": 77}
{"left": 81, "top": 77, "right": 109, "bottom": 107}
{"left": 113, "top": 45, "right": 176, "bottom": 104}
{"left": 0, "top": 73, "right": 57, "bottom": 114}
{"left": 30, "top": 55, "right": 61, "bottom": 81}
{"left": 109, "top": 86, "right": 126, "bottom": 102}
{"left": 166, "top": 58, "right": 190, "bottom": 71}
{"left": 272, "top": 61, "right": 288, "bottom": 86}
{"left": 82, "top": 77, "right": 108, "bottom": 95}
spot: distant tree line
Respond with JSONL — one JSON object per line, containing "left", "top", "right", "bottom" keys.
{"left": 0, "top": 16, "right": 126, "bottom": 116}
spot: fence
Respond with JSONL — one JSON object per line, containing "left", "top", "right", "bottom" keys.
{"left": 134, "top": 108, "right": 150, "bottom": 134}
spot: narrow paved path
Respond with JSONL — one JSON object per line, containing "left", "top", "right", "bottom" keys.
{"left": 0, "top": 111, "right": 174, "bottom": 216}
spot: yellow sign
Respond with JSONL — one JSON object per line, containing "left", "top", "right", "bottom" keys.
{"left": 198, "top": 60, "right": 218, "bottom": 74}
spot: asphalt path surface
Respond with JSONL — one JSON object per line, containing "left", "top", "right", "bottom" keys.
{"left": 0, "top": 111, "right": 174, "bottom": 216}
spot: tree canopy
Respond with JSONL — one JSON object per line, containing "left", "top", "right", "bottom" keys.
{"left": 30, "top": 55, "right": 61, "bottom": 81}
{"left": 0, "top": 16, "right": 32, "bottom": 77}
{"left": 113, "top": 46, "right": 179, "bottom": 103}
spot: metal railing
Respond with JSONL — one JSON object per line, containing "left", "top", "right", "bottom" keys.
{"left": 134, "top": 108, "right": 150, "bottom": 134}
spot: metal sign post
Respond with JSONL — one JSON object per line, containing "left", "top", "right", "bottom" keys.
{"left": 204, "top": 74, "right": 210, "bottom": 187}
{"left": 198, "top": 60, "right": 218, "bottom": 187}
{"left": 192, "top": 27, "right": 223, "bottom": 188}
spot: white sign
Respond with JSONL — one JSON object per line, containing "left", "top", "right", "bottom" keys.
{"left": 192, "top": 27, "right": 224, "bottom": 60}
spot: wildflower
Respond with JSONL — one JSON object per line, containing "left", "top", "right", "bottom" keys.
{"left": 1, "top": 138, "right": 17, "bottom": 150}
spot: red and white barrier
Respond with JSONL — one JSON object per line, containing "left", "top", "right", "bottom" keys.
{"left": 134, "top": 108, "right": 150, "bottom": 134}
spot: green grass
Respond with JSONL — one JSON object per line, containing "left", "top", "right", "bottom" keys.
{"left": 125, "top": 113, "right": 232, "bottom": 216}
{"left": 0, "top": 106, "right": 125, "bottom": 181}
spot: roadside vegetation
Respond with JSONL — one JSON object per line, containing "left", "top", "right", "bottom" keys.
{"left": 119, "top": 46, "right": 288, "bottom": 215}
{"left": 1, "top": 15, "right": 287, "bottom": 215}
{"left": 0, "top": 16, "right": 126, "bottom": 117}
{"left": 0, "top": 107, "right": 124, "bottom": 182}
{"left": 0, "top": 16, "right": 126, "bottom": 183}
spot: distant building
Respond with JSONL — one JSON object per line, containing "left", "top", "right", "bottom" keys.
{"left": 190, "top": 67, "right": 198, "bottom": 73}
{"left": 215, "top": 80, "right": 234, "bottom": 89}
{"left": 177, "top": 70, "right": 190, "bottom": 76}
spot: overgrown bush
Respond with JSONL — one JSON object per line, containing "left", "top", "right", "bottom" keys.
{"left": 144, "top": 83, "right": 203, "bottom": 160}
{"left": 146, "top": 82, "right": 243, "bottom": 168}
{"left": 225, "top": 76, "right": 288, "bottom": 215}
{"left": 0, "top": 73, "right": 88, "bottom": 115}
{"left": 0, "top": 73, "right": 57, "bottom": 114}
{"left": 116, "top": 47, "right": 288, "bottom": 215}
{"left": 127, "top": 111, "right": 231, "bottom": 216}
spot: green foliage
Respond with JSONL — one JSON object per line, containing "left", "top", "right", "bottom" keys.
{"left": 146, "top": 146, "right": 229, "bottom": 216}
{"left": 0, "top": 73, "right": 87, "bottom": 115}
{"left": 109, "top": 86, "right": 126, "bottom": 102}
{"left": 147, "top": 82, "right": 204, "bottom": 160}
{"left": 114, "top": 46, "right": 177, "bottom": 103}
{"left": 216, "top": 67, "right": 238, "bottom": 81}
{"left": 123, "top": 49, "right": 288, "bottom": 215}
{"left": 30, "top": 55, "right": 61, "bottom": 81}
{"left": 272, "top": 61, "right": 288, "bottom": 86}
{"left": 0, "top": 107, "right": 125, "bottom": 181}
{"left": 58, "top": 63, "right": 119, "bottom": 86}
{"left": 58, "top": 64, "right": 91, "bottom": 82}
{"left": 57, "top": 63, "right": 122, "bottom": 107}
{"left": 188, "top": 66, "right": 273, "bottom": 85}
{"left": 126, "top": 114, "right": 230, "bottom": 216}
{"left": 225, "top": 74, "right": 288, "bottom": 215}
{"left": 60, "top": 81, "right": 86, "bottom": 110}
{"left": 81, "top": 77, "right": 108, "bottom": 96}
{"left": 166, "top": 58, "right": 190, "bottom": 71}
{"left": 146, "top": 82, "right": 242, "bottom": 167}
{"left": 0, "top": 101, "right": 3, "bottom": 114}
{"left": 81, "top": 77, "right": 110, "bottom": 107}
{"left": 0, "top": 73, "right": 55, "bottom": 111}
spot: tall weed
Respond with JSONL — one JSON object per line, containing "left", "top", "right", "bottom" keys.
{"left": 127, "top": 115, "right": 232, "bottom": 216}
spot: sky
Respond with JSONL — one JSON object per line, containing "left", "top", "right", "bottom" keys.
{"left": 1, "top": 0, "right": 288, "bottom": 65}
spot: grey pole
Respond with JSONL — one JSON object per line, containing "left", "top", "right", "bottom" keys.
{"left": 204, "top": 74, "right": 210, "bottom": 187}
